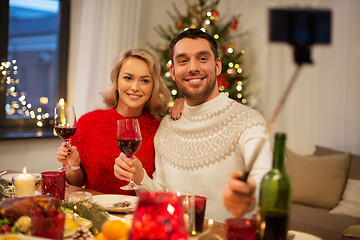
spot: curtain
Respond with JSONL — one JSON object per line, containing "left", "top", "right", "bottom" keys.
{"left": 67, "top": 0, "right": 141, "bottom": 117}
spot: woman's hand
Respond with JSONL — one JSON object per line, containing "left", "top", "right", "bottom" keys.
{"left": 114, "top": 153, "right": 144, "bottom": 184}
{"left": 223, "top": 171, "right": 256, "bottom": 217}
{"left": 169, "top": 98, "right": 185, "bottom": 120}
{"left": 56, "top": 142, "right": 81, "bottom": 168}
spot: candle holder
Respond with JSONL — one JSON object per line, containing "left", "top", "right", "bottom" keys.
{"left": 130, "top": 191, "right": 188, "bottom": 240}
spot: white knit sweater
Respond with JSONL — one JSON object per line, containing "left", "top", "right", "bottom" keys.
{"left": 141, "top": 93, "right": 272, "bottom": 223}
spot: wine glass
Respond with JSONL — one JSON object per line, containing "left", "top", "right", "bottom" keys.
{"left": 117, "top": 119, "right": 142, "bottom": 190}
{"left": 54, "top": 106, "right": 79, "bottom": 171}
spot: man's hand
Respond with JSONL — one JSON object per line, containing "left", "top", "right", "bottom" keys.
{"left": 223, "top": 171, "right": 256, "bottom": 217}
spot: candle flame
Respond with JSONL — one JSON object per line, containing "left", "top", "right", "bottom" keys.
{"left": 167, "top": 204, "right": 175, "bottom": 215}
{"left": 208, "top": 219, "right": 214, "bottom": 227}
{"left": 59, "top": 98, "right": 65, "bottom": 107}
{"left": 23, "top": 167, "right": 27, "bottom": 175}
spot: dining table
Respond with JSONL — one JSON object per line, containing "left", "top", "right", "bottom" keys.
{"left": 1, "top": 170, "right": 322, "bottom": 240}
{"left": 65, "top": 184, "right": 227, "bottom": 239}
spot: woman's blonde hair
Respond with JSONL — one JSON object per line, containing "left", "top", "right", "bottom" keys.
{"left": 102, "top": 49, "right": 170, "bottom": 117}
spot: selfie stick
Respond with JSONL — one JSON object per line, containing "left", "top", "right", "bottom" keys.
{"left": 238, "top": 64, "right": 302, "bottom": 182}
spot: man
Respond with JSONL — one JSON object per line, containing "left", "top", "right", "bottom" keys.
{"left": 114, "top": 29, "right": 272, "bottom": 222}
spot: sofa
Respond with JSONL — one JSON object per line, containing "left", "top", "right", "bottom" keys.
{"left": 285, "top": 146, "right": 360, "bottom": 240}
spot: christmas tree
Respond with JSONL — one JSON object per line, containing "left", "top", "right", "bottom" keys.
{"left": 151, "top": 0, "right": 248, "bottom": 105}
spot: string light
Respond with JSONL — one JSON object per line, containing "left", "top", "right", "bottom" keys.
{"left": 1, "top": 59, "right": 50, "bottom": 127}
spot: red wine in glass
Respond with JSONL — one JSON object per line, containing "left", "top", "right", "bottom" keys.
{"left": 54, "top": 106, "right": 79, "bottom": 171}
{"left": 55, "top": 126, "right": 77, "bottom": 142}
{"left": 117, "top": 119, "right": 142, "bottom": 190}
{"left": 117, "top": 139, "right": 142, "bottom": 157}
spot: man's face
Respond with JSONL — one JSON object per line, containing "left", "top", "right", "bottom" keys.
{"left": 170, "top": 38, "right": 222, "bottom": 106}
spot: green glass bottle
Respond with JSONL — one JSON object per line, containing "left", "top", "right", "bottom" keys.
{"left": 256, "top": 133, "right": 292, "bottom": 240}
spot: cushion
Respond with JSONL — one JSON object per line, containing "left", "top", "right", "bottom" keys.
{"left": 314, "top": 145, "right": 360, "bottom": 180}
{"left": 330, "top": 179, "right": 360, "bottom": 218}
{"left": 286, "top": 149, "right": 350, "bottom": 209}
{"left": 343, "top": 225, "right": 360, "bottom": 238}
{"left": 314, "top": 146, "right": 360, "bottom": 218}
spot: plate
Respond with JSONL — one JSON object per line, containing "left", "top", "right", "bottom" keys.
{"left": 2, "top": 186, "right": 42, "bottom": 198}
{"left": 63, "top": 214, "right": 92, "bottom": 238}
{"left": 0, "top": 234, "right": 48, "bottom": 240}
{"left": 93, "top": 194, "right": 138, "bottom": 213}
{"left": 1, "top": 173, "right": 41, "bottom": 184}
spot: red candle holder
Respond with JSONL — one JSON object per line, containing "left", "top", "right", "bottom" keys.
{"left": 41, "top": 171, "right": 66, "bottom": 200}
{"left": 226, "top": 217, "right": 256, "bottom": 240}
{"left": 31, "top": 210, "right": 65, "bottom": 240}
{"left": 130, "top": 191, "right": 188, "bottom": 240}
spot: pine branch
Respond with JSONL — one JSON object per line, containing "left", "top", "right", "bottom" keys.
{"left": 60, "top": 200, "right": 109, "bottom": 236}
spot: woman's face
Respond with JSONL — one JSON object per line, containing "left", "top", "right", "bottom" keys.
{"left": 116, "top": 57, "right": 154, "bottom": 117}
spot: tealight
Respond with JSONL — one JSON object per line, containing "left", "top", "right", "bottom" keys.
{"left": 15, "top": 167, "right": 35, "bottom": 197}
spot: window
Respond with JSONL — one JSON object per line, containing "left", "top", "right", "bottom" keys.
{"left": 0, "top": 0, "right": 69, "bottom": 139}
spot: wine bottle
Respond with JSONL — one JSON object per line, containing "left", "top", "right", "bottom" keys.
{"left": 256, "top": 133, "right": 292, "bottom": 240}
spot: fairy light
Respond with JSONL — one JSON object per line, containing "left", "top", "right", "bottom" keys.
{"left": 2, "top": 59, "right": 50, "bottom": 126}
{"left": 171, "top": 89, "right": 177, "bottom": 95}
{"left": 213, "top": 34, "right": 219, "bottom": 39}
{"left": 227, "top": 47, "right": 234, "bottom": 54}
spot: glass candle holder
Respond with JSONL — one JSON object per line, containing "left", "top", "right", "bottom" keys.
{"left": 180, "top": 195, "right": 207, "bottom": 235}
{"left": 41, "top": 171, "right": 66, "bottom": 200}
{"left": 31, "top": 210, "right": 65, "bottom": 240}
{"left": 226, "top": 217, "right": 256, "bottom": 240}
{"left": 130, "top": 191, "right": 188, "bottom": 240}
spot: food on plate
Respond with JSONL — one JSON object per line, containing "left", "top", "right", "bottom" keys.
{"left": 64, "top": 212, "right": 92, "bottom": 232}
{"left": 13, "top": 216, "right": 31, "bottom": 234}
{"left": 0, "top": 196, "right": 60, "bottom": 224}
{"left": 95, "top": 219, "right": 129, "bottom": 240}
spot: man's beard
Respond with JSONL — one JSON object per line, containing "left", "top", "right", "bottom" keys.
{"left": 174, "top": 71, "right": 217, "bottom": 102}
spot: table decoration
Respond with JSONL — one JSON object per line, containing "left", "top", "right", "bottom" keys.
{"left": 226, "top": 217, "right": 256, "bottom": 240}
{"left": 130, "top": 191, "right": 188, "bottom": 240}
{"left": 30, "top": 210, "right": 65, "bottom": 240}
{"left": 180, "top": 195, "right": 207, "bottom": 235}
{"left": 14, "top": 168, "right": 35, "bottom": 197}
{"left": 41, "top": 171, "right": 66, "bottom": 200}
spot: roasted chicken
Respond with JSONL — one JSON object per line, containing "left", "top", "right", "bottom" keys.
{"left": 0, "top": 196, "right": 60, "bottom": 224}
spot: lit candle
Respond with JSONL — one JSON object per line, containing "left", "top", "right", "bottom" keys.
{"left": 15, "top": 167, "right": 35, "bottom": 197}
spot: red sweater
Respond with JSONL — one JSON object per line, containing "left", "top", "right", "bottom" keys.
{"left": 71, "top": 108, "right": 159, "bottom": 195}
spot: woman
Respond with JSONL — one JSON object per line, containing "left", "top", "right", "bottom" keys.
{"left": 56, "top": 49, "right": 170, "bottom": 195}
